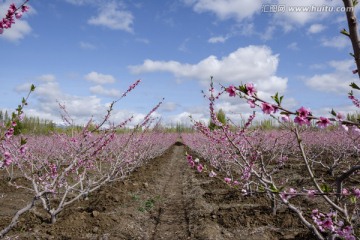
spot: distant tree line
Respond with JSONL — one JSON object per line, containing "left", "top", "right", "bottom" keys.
{"left": 2, "top": 109, "right": 359, "bottom": 135}
{"left": 153, "top": 122, "right": 194, "bottom": 133}
{"left": 0, "top": 110, "right": 56, "bottom": 135}
{"left": 0, "top": 110, "right": 197, "bottom": 135}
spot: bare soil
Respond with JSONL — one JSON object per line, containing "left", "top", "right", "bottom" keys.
{"left": 0, "top": 143, "right": 317, "bottom": 239}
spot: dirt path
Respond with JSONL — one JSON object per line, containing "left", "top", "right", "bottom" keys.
{"left": 1, "top": 143, "right": 315, "bottom": 239}
{"left": 150, "top": 145, "right": 190, "bottom": 240}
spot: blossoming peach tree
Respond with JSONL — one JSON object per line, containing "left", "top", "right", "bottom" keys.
{"left": 0, "top": 1, "right": 33, "bottom": 235}
{"left": 0, "top": 1, "right": 177, "bottom": 237}
{"left": 0, "top": 78, "right": 176, "bottom": 237}
{"left": 184, "top": 1, "right": 360, "bottom": 239}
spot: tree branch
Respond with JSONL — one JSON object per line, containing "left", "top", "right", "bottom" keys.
{"left": 343, "top": 0, "right": 360, "bottom": 78}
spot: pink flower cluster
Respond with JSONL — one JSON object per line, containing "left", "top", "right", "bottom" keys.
{"left": 226, "top": 83, "right": 257, "bottom": 98}
{"left": 4, "top": 127, "right": 14, "bottom": 139}
{"left": 294, "top": 106, "right": 311, "bottom": 126}
{"left": 312, "top": 210, "right": 355, "bottom": 240}
{"left": 50, "top": 164, "right": 58, "bottom": 178}
{"left": 280, "top": 188, "right": 297, "bottom": 202}
{"left": 19, "top": 146, "right": 27, "bottom": 156}
{"left": 226, "top": 85, "right": 236, "bottom": 97}
{"left": 224, "top": 177, "right": 232, "bottom": 184}
{"left": 0, "top": 1, "right": 29, "bottom": 34}
{"left": 245, "top": 83, "right": 257, "bottom": 96}
{"left": 186, "top": 154, "right": 244, "bottom": 185}
{"left": 186, "top": 154, "right": 203, "bottom": 172}
{"left": 307, "top": 189, "right": 316, "bottom": 198}
{"left": 121, "top": 79, "right": 141, "bottom": 98}
{"left": 2, "top": 123, "right": 19, "bottom": 167}
{"left": 353, "top": 188, "right": 360, "bottom": 198}
{"left": 349, "top": 94, "right": 360, "bottom": 108}
{"left": 209, "top": 170, "right": 217, "bottom": 177}
{"left": 341, "top": 188, "right": 360, "bottom": 198}
{"left": 3, "top": 151, "right": 12, "bottom": 167}
{"left": 241, "top": 165, "right": 252, "bottom": 181}
{"left": 316, "top": 117, "right": 332, "bottom": 128}
{"left": 224, "top": 177, "right": 240, "bottom": 186}
{"left": 261, "top": 102, "right": 277, "bottom": 114}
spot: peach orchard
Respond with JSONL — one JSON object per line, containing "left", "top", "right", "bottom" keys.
{"left": 0, "top": 1, "right": 360, "bottom": 240}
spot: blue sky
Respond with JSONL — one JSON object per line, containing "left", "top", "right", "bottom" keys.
{"left": 0, "top": 0, "right": 359, "bottom": 127}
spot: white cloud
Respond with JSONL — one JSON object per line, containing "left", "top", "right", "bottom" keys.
{"left": 15, "top": 83, "right": 32, "bottom": 93}
{"left": 37, "top": 74, "right": 56, "bottom": 82}
{"left": 305, "top": 60, "right": 356, "bottom": 93}
{"left": 165, "top": 111, "right": 207, "bottom": 126}
{"left": 307, "top": 24, "right": 326, "bottom": 34}
{"left": 129, "top": 45, "right": 287, "bottom": 95}
{"left": 160, "top": 102, "right": 178, "bottom": 112}
{"left": 28, "top": 76, "right": 105, "bottom": 122}
{"left": 213, "top": 100, "right": 274, "bottom": 123}
{"left": 208, "top": 35, "right": 228, "bottom": 43}
{"left": 16, "top": 75, "right": 149, "bottom": 126}
{"left": 307, "top": 74, "right": 350, "bottom": 93}
{"left": 236, "top": 23, "right": 255, "bottom": 37}
{"left": 110, "top": 109, "right": 162, "bottom": 128}
{"left": 89, "top": 85, "right": 121, "bottom": 97}
{"left": 129, "top": 45, "right": 289, "bottom": 121}
{"left": 321, "top": 36, "right": 349, "bottom": 49}
{"left": 183, "top": 0, "right": 262, "bottom": 21}
{"left": 309, "top": 63, "right": 326, "bottom": 70}
{"left": 135, "top": 38, "right": 150, "bottom": 44}
{"left": 287, "top": 42, "right": 299, "bottom": 50}
{"left": 0, "top": 20, "right": 32, "bottom": 42}
{"left": 80, "top": 41, "right": 96, "bottom": 49}
{"left": 65, "top": 0, "right": 91, "bottom": 5}
{"left": 85, "top": 71, "right": 116, "bottom": 84}
{"left": 184, "top": 0, "right": 340, "bottom": 31}
{"left": 178, "top": 38, "right": 190, "bottom": 52}
{"left": 328, "top": 60, "right": 354, "bottom": 72}
{"left": 260, "top": 25, "right": 276, "bottom": 41}
{"left": 110, "top": 110, "right": 140, "bottom": 125}
{"left": 88, "top": 2, "right": 133, "bottom": 32}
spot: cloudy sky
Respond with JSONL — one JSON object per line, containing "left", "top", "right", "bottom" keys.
{"left": 0, "top": 0, "right": 359, "bottom": 127}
